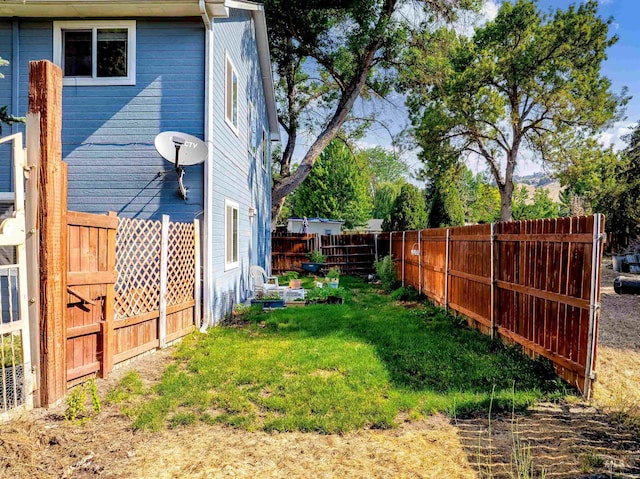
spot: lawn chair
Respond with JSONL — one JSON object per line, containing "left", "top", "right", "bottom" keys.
{"left": 250, "top": 266, "right": 286, "bottom": 297}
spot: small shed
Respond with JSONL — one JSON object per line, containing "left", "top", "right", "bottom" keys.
{"left": 287, "top": 217, "right": 343, "bottom": 235}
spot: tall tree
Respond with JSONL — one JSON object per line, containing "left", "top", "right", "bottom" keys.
{"left": 0, "top": 57, "right": 22, "bottom": 134}
{"left": 401, "top": 0, "right": 626, "bottom": 221}
{"left": 372, "top": 180, "right": 404, "bottom": 221}
{"left": 383, "top": 183, "right": 427, "bottom": 231}
{"left": 291, "top": 139, "right": 372, "bottom": 229}
{"left": 264, "top": 0, "right": 474, "bottom": 222}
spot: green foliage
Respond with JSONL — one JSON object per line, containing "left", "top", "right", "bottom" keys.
{"left": 127, "top": 277, "right": 564, "bottom": 433}
{"left": 307, "top": 250, "right": 326, "bottom": 263}
{"left": 65, "top": 385, "right": 87, "bottom": 421}
{"left": 357, "top": 147, "right": 409, "bottom": 193}
{"left": 279, "top": 271, "right": 300, "bottom": 283}
{"left": 327, "top": 267, "right": 340, "bottom": 280}
{"left": 372, "top": 180, "right": 404, "bottom": 221}
{"left": 383, "top": 183, "right": 427, "bottom": 231}
{"left": 64, "top": 380, "right": 102, "bottom": 421}
{"left": 390, "top": 286, "right": 420, "bottom": 302}
{"left": 374, "top": 255, "right": 399, "bottom": 292}
{"left": 305, "top": 286, "right": 347, "bottom": 302}
{"left": 292, "top": 140, "right": 373, "bottom": 229}
{"left": 267, "top": 0, "right": 478, "bottom": 208}
{"left": 401, "top": 0, "right": 627, "bottom": 221}
{"left": 106, "top": 371, "right": 145, "bottom": 405}
{"left": 512, "top": 187, "right": 559, "bottom": 221}
{"left": 554, "top": 134, "right": 638, "bottom": 242}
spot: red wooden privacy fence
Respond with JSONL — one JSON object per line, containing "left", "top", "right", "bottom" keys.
{"left": 390, "top": 215, "right": 605, "bottom": 397}
{"left": 272, "top": 215, "right": 605, "bottom": 397}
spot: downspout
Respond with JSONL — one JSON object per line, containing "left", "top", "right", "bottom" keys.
{"left": 11, "top": 18, "right": 19, "bottom": 192}
{"left": 200, "top": 0, "right": 215, "bottom": 329}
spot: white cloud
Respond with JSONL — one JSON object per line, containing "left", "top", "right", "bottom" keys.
{"left": 453, "top": 0, "right": 501, "bottom": 37}
{"left": 597, "top": 121, "right": 634, "bottom": 151}
{"left": 481, "top": 0, "right": 500, "bottom": 22}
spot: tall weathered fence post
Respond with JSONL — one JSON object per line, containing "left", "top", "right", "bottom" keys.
{"left": 28, "top": 60, "right": 67, "bottom": 407}
{"left": 159, "top": 214, "right": 169, "bottom": 349}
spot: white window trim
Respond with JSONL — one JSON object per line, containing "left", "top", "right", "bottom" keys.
{"left": 262, "top": 127, "right": 269, "bottom": 170}
{"left": 224, "top": 199, "right": 240, "bottom": 271}
{"left": 53, "top": 20, "right": 136, "bottom": 86}
{"left": 224, "top": 53, "right": 240, "bottom": 136}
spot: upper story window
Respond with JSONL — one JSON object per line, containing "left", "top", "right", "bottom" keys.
{"left": 225, "top": 54, "right": 239, "bottom": 134}
{"left": 53, "top": 21, "right": 136, "bottom": 86}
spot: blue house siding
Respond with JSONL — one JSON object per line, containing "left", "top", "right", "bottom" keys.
{"left": 210, "top": 9, "right": 273, "bottom": 320}
{"left": 0, "top": 20, "right": 14, "bottom": 192}
{"left": 3, "top": 18, "right": 205, "bottom": 223}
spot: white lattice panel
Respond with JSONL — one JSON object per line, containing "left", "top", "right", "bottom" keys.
{"left": 167, "top": 222, "right": 195, "bottom": 306}
{"left": 115, "top": 218, "right": 162, "bottom": 320}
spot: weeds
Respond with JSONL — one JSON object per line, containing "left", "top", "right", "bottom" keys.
{"left": 374, "top": 255, "right": 399, "bottom": 292}
{"left": 65, "top": 379, "right": 101, "bottom": 422}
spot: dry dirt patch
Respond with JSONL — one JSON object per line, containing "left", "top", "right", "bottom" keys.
{"left": 594, "top": 259, "right": 640, "bottom": 423}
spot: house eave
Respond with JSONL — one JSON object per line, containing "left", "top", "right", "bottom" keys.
{"left": 0, "top": 0, "right": 229, "bottom": 18}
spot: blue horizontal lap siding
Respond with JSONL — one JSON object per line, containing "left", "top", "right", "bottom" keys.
{"left": 13, "top": 19, "right": 204, "bottom": 222}
{"left": 67, "top": 19, "right": 204, "bottom": 222}
{"left": 211, "top": 9, "right": 272, "bottom": 320}
{"left": 0, "top": 21, "right": 14, "bottom": 192}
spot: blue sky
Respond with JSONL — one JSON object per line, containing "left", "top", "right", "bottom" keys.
{"left": 351, "top": 0, "right": 640, "bottom": 178}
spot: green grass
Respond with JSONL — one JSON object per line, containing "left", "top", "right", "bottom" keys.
{"left": 116, "top": 277, "right": 566, "bottom": 433}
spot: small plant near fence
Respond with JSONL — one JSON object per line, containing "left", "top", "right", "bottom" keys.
{"left": 391, "top": 286, "right": 420, "bottom": 302}
{"left": 374, "top": 255, "right": 399, "bottom": 292}
{"left": 307, "top": 250, "right": 326, "bottom": 263}
{"left": 65, "top": 379, "right": 101, "bottom": 422}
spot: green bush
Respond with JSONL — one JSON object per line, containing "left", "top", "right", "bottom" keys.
{"left": 307, "top": 250, "right": 326, "bottom": 263}
{"left": 374, "top": 255, "right": 399, "bottom": 292}
{"left": 391, "top": 286, "right": 420, "bottom": 301}
{"left": 279, "top": 271, "right": 300, "bottom": 283}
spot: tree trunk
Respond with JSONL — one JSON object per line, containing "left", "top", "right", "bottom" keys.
{"left": 271, "top": 198, "right": 286, "bottom": 230}
{"left": 498, "top": 181, "right": 513, "bottom": 222}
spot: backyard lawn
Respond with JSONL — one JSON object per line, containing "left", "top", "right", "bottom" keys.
{"left": 112, "top": 276, "right": 564, "bottom": 433}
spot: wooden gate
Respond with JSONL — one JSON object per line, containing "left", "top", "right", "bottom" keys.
{"left": 0, "top": 133, "right": 34, "bottom": 419}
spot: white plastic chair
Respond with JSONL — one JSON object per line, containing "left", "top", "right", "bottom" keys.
{"left": 250, "top": 266, "right": 285, "bottom": 297}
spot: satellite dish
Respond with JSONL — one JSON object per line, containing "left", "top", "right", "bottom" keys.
{"left": 154, "top": 131, "right": 207, "bottom": 166}
{"left": 154, "top": 131, "right": 208, "bottom": 200}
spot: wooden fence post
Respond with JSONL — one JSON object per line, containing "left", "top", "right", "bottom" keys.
{"left": 28, "top": 60, "right": 66, "bottom": 407}
{"left": 418, "top": 230, "right": 422, "bottom": 294}
{"left": 444, "top": 229, "right": 450, "bottom": 310}
{"left": 490, "top": 223, "right": 496, "bottom": 339}
{"left": 584, "top": 213, "right": 604, "bottom": 399}
{"left": 100, "top": 212, "right": 117, "bottom": 377}
{"left": 159, "top": 214, "right": 169, "bottom": 349}
{"left": 374, "top": 232, "right": 378, "bottom": 261}
{"left": 401, "top": 232, "right": 405, "bottom": 286}
{"left": 194, "top": 219, "right": 202, "bottom": 330}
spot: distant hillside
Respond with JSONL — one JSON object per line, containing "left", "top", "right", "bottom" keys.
{"left": 513, "top": 173, "right": 562, "bottom": 203}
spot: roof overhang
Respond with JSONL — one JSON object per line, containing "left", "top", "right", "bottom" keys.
{"left": 0, "top": 0, "right": 229, "bottom": 18}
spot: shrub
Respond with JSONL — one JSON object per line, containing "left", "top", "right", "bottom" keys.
{"left": 391, "top": 286, "right": 420, "bottom": 302}
{"left": 307, "top": 250, "right": 326, "bottom": 263}
{"left": 374, "top": 255, "right": 399, "bottom": 292}
{"left": 280, "top": 271, "right": 299, "bottom": 283}
{"left": 327, "top": 267, "right": 340, "bottom": 280}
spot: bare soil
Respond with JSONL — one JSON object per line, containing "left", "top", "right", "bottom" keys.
{"left": 1, "top": 263, "right": 639, "bottom": 479}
